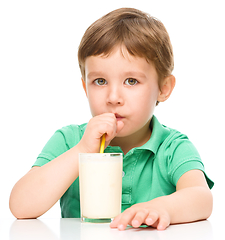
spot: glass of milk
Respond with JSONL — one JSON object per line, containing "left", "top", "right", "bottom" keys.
{"left": 79, "top": 153, "right": 123, "bottom": 223}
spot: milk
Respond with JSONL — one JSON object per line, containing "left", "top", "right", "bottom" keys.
{"left": 79, "top": 153, "right": 123, "bottom": 222}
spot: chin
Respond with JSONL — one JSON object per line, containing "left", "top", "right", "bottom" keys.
{"left": 115, "top": 130, "right": 128, "bottom": 138}
{"left": 116, "top": 129, "right": 135, "bottom": 138}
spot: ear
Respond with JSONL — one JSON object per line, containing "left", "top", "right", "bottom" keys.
{"left": 81, "top": 78, "right": 88, "bottom": 97}
{"left": 157, "top": 75, "right": 176, "bottom": 103}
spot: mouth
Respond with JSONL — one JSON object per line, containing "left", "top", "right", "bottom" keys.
{"left": 114, "top": 113, "right": 124, "bottom": 121}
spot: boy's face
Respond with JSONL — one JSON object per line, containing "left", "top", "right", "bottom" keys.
{"left": 82, "top": 46, "right": 161, "bottom": 138}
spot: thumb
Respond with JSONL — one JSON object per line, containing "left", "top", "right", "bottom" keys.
{"left": 104, "top": 121, "right": 124, "bottom": 148}
{"left": 116, "top": 120, "right": 124, "bottom": 134}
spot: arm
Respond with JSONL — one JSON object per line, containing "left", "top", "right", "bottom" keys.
{"left": 9, "top": 143, "right": 83, "bottom": 219}
{"left": 110, "top": 170, "right": 213, "bottom": 230}
{"left": 9, "top": 113, "right": 124, "bottom": 219}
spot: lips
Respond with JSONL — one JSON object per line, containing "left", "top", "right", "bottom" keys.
{"left": 114, "top": 113, "right": 124, "bottom": 120}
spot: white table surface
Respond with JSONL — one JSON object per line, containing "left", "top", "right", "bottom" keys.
{"left": 0, "top": 217, "right": 222, "bottom": 240}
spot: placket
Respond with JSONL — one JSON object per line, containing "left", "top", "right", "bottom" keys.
{"left": 121, "top": 149, "right": 141, "bottom": 209}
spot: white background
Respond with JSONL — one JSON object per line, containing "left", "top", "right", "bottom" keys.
{"left": 0, "top": 0, "right": 224, "bottom": 221}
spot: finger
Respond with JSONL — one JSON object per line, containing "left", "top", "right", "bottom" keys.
{"left": 145, "top": 211, "right": 159, "bottom": 226}
{"left": 114, "top": 208, "right": 136, "bottom": 231}
{"left": 110, "top": 214, "right": 121, "bottom": 228}
{"left": 99, "top": 115, "right": 117, "bottom": 140}
{"left": 80, "top": 114, "right": 117, "bottom": 152}
{"left": 92, "top": 114, "right": 117, "bottom": 140}
{"left": 116, "top": 120, "right": 125, "bottom": 134}
{"left": 157, "top": 214, "right": 170, "bottom": 231}
{"left": 131, "top": 209, "right": 149, "bottom": 228}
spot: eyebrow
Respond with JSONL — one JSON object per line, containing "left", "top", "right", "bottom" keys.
{"left": 87, "top": 71, "right": 147, "bottom": 79}
{"left": 87, "top": 71, "right": 105, "bottom": 79}
{"left": 123, "top": 71, "right": 147, "bottom": 79}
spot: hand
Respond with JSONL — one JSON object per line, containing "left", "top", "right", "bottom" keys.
{"left": 110, "top": 199, "right": 171, "bottom": 231}
{"left": 78, "top": 113, "right": 124, "bottom": 153}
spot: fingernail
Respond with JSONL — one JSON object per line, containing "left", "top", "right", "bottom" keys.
{"left": 157, "top": 225, "right": 165, "bottom": 231}
{"left": 109, "top": 222, "right": 114, "bottom": 228}
{"left": 118, "top": 224, "right": 125, "bottom": 231}
{"left": 146, "top": 218, "right": 153, "bottom": 225}
{"left": 132, "top": 220, "right": 140, "bottom": 228}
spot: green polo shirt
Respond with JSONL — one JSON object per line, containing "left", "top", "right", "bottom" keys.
{"left": 33, "top": 115, "right": 213, "bottom": 218}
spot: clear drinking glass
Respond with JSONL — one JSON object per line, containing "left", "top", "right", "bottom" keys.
{"left": 79, "top": 153, "right": 123, "bottom": 223}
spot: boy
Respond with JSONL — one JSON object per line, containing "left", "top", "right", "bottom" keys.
{"left": 9, "top": 8, "right": 213, "bottom": 231}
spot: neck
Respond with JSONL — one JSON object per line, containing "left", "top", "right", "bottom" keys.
{"left": 110, "top": 120, "right": 152, "bottom": 155}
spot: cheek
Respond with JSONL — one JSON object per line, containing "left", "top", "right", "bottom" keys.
{"left": 136, "top": 87, "right": 158, "bottom": 106}
{"left": 86, "top": 91, "right": 104, "bottom": 116}
{"left": 132, "top": 90, "right": 157, "bottom": 118}
{"left": 87, "top": 98, "right": 99, "bottom": 116}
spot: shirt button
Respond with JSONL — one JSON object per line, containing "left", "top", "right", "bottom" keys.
{"left": 122, "top": 171, "right": 125, "bottom": 177}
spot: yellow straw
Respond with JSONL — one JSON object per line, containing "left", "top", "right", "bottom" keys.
{"left": 100, "top": 134, "right": 106, "bottom": 153}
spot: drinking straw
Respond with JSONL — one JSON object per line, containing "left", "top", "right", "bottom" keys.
{"left": 100, "top": 134, "right": 106, "bottom": 153}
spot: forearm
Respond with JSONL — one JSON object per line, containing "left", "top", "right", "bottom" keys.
{"left": 159, "top": 186, "right": 213, "bottom": 224}
{"left": 110, "top": 170, "right": 213, "bottom": 231}
{"left": 9, "top": 143, "right": 84, "bottom": 219}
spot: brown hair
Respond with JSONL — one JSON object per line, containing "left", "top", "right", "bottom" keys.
{"left": 78, "top": 7, "right": 174, "bottom": 83}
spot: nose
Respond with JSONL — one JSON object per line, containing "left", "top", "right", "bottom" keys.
{"left": 107, "top": 85, "right": 124, "bottom": 106}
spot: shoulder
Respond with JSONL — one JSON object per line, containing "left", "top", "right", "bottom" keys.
{"left": 55, "top": 123, "right": 87, "bottom": 148}
{"left": 150, "top": 116, "right": 199, "bottom": 158}
{"left": 159, "top": 127, "right": 205, "bottom": 185}
{"left": 33, "top": 123, "right": 88, "bottom": 167}
{"left": 151, "top": 117, "right": 213, "bottom": 188}
{"left": 162, "top": 127, "right": 200, "bottom": 160}
{"left": 56, "top": 123, "right": 87, "bottom": 137}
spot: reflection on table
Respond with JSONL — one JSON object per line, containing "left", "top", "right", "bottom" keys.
{"left": 9, "top": 218, "right": 213, "bottom": 240}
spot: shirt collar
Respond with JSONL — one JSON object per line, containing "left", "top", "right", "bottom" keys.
{"left": 136, "top": 115, "right": 170, "bottom": 155}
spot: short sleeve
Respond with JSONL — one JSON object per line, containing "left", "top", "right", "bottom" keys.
{"left": 33, "top": 125, "right": 84, "bottom": 167}
{"left": 166, "top": 135, "right": 214, "bottom": 189}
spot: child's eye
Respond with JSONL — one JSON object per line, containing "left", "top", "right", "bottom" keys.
{"left": 94, "top": 78, "right": 107, "bottom": 85}
{"left": 124, "top": 78, "right": 138, "bottom": 86}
